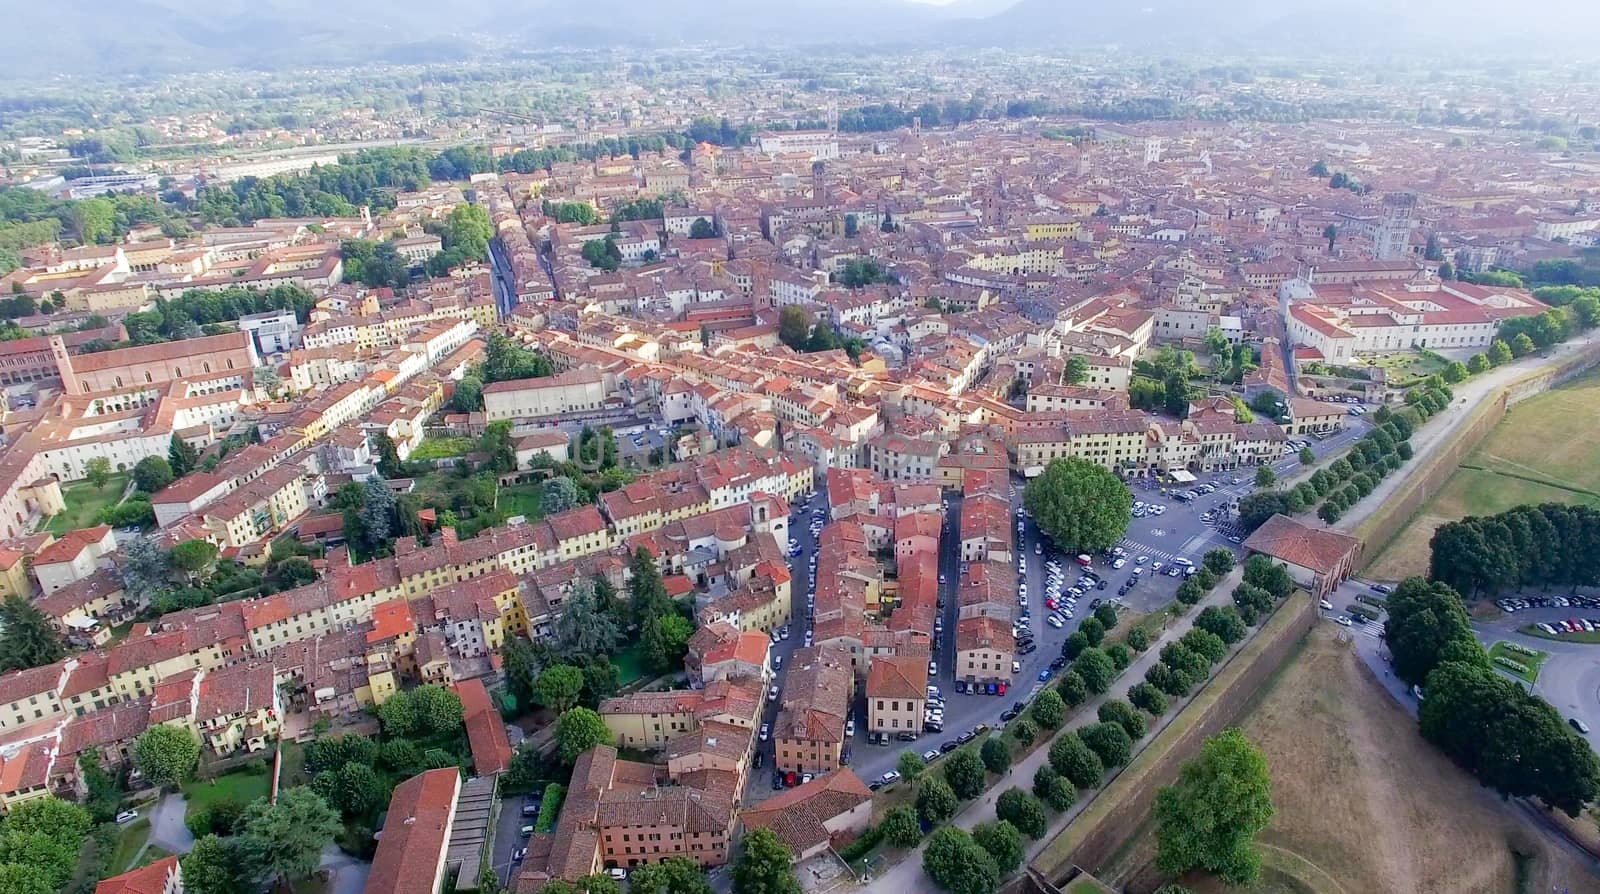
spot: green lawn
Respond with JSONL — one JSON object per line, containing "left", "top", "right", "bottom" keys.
{"left": 278, "top": 739, "right": 309, "bottom": 789}
{"left": 499, "top": 483, "right": 545, "bottom": 521}
{"left": 108, "top": 818, "right": 151, "bottom": 874}
{"left": 1361, "top": 350, "right": 1447, "bottom": 388}
{"left": 1487, "top": 640, "right": 1549, "bottom": 683}
{"left": 47, "top": 473, "right": 130, "bottom": 534}
{"left": 409, "top": 436, "right": 475, "bottom": 462}
{"left": 182, "top": 767, "right": 272, "bottom": 816}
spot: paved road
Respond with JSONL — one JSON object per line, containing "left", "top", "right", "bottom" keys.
{"left": 145, "top": 792, "right": 194, "bottom": 856}
{"left": 491, "top": 793, "right": 533, "bottom": 886}
{"left": 319, "top": 845, "right": 372, "bottom": 894}
{"left": 853, "top": 565, "right": 1249, "bottom": 894}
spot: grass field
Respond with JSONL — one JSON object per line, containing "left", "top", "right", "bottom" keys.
{"left": 108, "top": 818, "right": 152, "bottom": 874}
{"left": 409, "top": 436, "right": 475, "bottom": 461}
{"left": 182, "top": 766, "right": 273, "bottom": 816}
{"left": 1487, "top": 641, "right": 1549, "bottom": 683}
{"left": 48, "top": 473, "right": 130, "bottom": 534}
{"left": 499, "top": 483, "right": 546, "bottom": 521}
{"left": 1368, "top": 369, "right": 1600, "bottom": 582}
{"left": 1363, "top": 350, "right": 1448, "bottom": 387}
{"left": 1102, "top": 626, "right": 1600, "bottom": 894}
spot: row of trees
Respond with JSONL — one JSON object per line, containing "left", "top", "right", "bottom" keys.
{"left": 1384, "top": 578, "right": 1600, "bottom": 816}
{"left": 1307, "top": 407, "right": 1419, "bottom": 524}
{"left": 1429, "top": 503, "right": 1600, "bottom": 598}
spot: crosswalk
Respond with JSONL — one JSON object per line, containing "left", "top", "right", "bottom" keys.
{"left": 1117, "top": 538, "right": 1186, "bottom": 563}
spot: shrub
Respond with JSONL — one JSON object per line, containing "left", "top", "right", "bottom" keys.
{"left": 1126, "top": 627, "right": 1151, "bottom": 651}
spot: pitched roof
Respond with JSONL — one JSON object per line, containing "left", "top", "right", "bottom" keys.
{"left": 363, "top": 769, "right": 462, "bottom": 894}
{"left": 457, "top": 678, "right": 512, "bottom": 775}
{"left": 1242, "top": 514, "right": 1361, "bottom": 575}
{"left": 739, "top": 770, "right": 872, "bottom": 855}
{"left": 94, "top": 855, "right": 181, "bottom": 894}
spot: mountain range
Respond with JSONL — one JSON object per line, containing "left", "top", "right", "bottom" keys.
{"left": 8, "top": 0, "right": 1600, "bottom": 78}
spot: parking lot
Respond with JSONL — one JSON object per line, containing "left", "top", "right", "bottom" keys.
{"left": 1473, "top": 598, "right": 1600, "bottom": 748}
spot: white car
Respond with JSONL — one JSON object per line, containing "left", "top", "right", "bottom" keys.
{"left": 881, "top": 770, "right": 901, "bottom": 785}
{"left": 760, "top": 723, "right": 770, "bottom": 741}
{"left": 1047, "top": 615, "right": 1064, "bottom": 628}
{"left": 928, "top": 660, "right": 939, "bottom": 676}
{"left": 1011, "top": 660, "right": 1021, "bottom": 674}
{"left": 1172, "top": 557, "right": 1194, "bottom": 568}
{"left": 768, "top": 685, "right": 779, "bottom": 701}
{"left": 115, "top": 809, "right": 139, "bottom": 825}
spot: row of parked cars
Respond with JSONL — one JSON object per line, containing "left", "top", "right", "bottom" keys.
{"left": 1532, "top": 619, "right": 1600, "bottom": 636}
{"left": 1496, "top": 594, "right": 1600, "bottom": 613}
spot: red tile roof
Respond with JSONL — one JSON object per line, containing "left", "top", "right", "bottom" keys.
{"left": 457, "top": 678, "right": 512, "bottom": 775}
{"left": 94, "top": 855, "right": 180, "bottom": 894}
{"left": 364, "top": 769, "right": 462, "bottom": 894}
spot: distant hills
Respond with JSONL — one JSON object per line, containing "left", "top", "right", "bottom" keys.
{"left": 8, "top": 0, "right": 1600, "bottom": 78}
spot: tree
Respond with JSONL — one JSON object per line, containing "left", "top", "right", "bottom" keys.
{"left": 1383, "top": 577, "right": 1482, "bottom": 686}
{"left": 1126, "top": 627, "right": 1151, "bottom": 652}
{"left": 182, "top": 834, "right": 253, "bottom": 894}
{"left": 1236, "top": 490, "right": 1292, "bottom": 532}
{"left": 971, "top": 820, "right": 1024, "bottom": 874}
{"left": 1010, "top": 718, "right": 1038, "bottom": 745}
{"left": 689, "top": 218, "right": 716, "bottom": 240}
{"left": 556, "top": 707, "right": 613, "bottom": 764}
{"left": 732, "top": 826, "right": 802, "bottom": 894}
{"left": 1078, "top": 616, "right": 1106, "bottom": 646}
{"left": 483, "top": 420, "right": 518, "bottom": 474}
{"left": 1061, "top": 630, "right": 1089, "bottom": 661}
{"left": 642, "top": 612, "right": 693, "bottom": 674}
{"left": 1199, "top": 550, "right": 1232, "bottom": 578}
{"left": 917, "top": 776, "right": 959, "bottom": 824}
{"left": 170, "top": 539, "right": 220, "bottom": 579}
{"left": 942, "top": 748, "right": 987, "bottom": 799}
{"left": 1080, "top": 722, "right": 1133, "bottom": 768}
{"left": 543, "top": 476, "right": 581, "bottom": 513}
{"left": 134, "top": 724, "right": 199, "bottom": 788}
{"left": 372, "top": 433, "right": 404, "bottom": 479}
{"left": 627, "top": 857, "right": 713, "bottom": 894}
{"left": 1064, "top": 355, "right": 1089, "bottom": 386}
{"left": 0, "top": 596, "right": 64, "bottom": 672}
{"left": 881, "top": 805, "right": 923, "bottom": 848}
{"left": 995, "top": 787, "right": 1047, "bottom": 838}
{"left": 0, "top": 866, "right": 50, "bottom": 894}
{"left": 1155, "top": 729, "right": 1275, "bottom": 886}
{"left": 1093, "top": 603, "right": 1119, "bottom": 629}
{"left": 1074, "top": 647, "right": 1115, "bottom": 693}
{"left": 1098, "top": 699, "right": 1148, "bottom": 740}
{"left": 0, "top": 796, "right": 92, "bottom": 891}
{"left": 1298, "top": 445, "right": 1316, "bottom": 465}
{"left": 312, "top": 761, "right": 386, "bottom": 820}
{"left": 1024, "top": 458, "right": 1131, "bottom": 554}
{"left": 1488, "top": 338, "right": 1514, "bottom": 365}
{"left": 449, "top": 375, "right": 484, "bottom": 413}
{"left": 922, "top": 826, "right": 1000, "bottom": 894}
{"left": 554, "top": 580, "right": 622, "bottom": 661}
{"left": 119, "top": 534, "right": 170, "bottom": 603}
{"left": 627, "top": 546, "right": 672, "bottom": 627}
{"left": 1511, "top": 332, "right": 1536, "bottom": 357}
{"left": 897, "top": 750, "right": 926, "bottom": 781}
{"left": 1034, "top": 765, "right": 1077, "bottom": 811}
{"left": 777, "top": 306, "right": 812, "bottom": 350}
{"left": 1253, "top": 464, "right": 1276, "bottom": 488}
{"left": 1242, "top": 555, "right": 1294, "bottom": 600}
{"left": 1442, "top": 360, "right": 1469, "bottom": 384}
{"left": 1056, "top": 669, "right": 1087, "bottom": 706}
{"left": 237, "top": 787, "right": 342, "bottom": 892}
{"left": 169, "top": 433, "right": 199, "bottom": 476}
{"left": 305, "top": 733, "right": 378, "bottom": 775}
{"left": 80, "top": 456, "right": 112, "bottom": 491}
{"left": 1467, "top": 353, "right": 1491, "bottom": 374}
{"left": 534, "top": 665, "right": 585, "bottom": 713}
{"left": 981, "top": 736, "right": 1011, "bottom": 774}
{"left": 1107, "top": 642, "right": 1133, "bottom": 671}
{"left": 1195, "top": 606, "right": 1248, "bottom": 645}
{"left": 1129, "top": 682, "right": 1169, "bottom": 716}
{"left": 1324, "top": 224, "right": 1339, "bottom": 252}
{"left": 129, "top": 455, "right": 174, "bottom": 494}
{"left": 1030, "top": 689, "right": 1065, "bottom": 729}
{"left": 1048, "top": 733, "right": 1104, "bottom": 789}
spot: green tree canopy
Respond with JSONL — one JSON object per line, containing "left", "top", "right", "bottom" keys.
{"left": 556, "top": 707, "right": 614, "bottom": 764}
{"left": 0, "top": 596, "right": 65, "bottom": 672}
{"left": 917, "top": 775, "right": 959, "bottom": 825}
{"left": 133, "top": 724, "right": 200, "bottom": 788}
{"left": 732, "top": 826, "right": 801, "bottom": 894}
{"left": 1023, "top": 459, "right": 1132, "bottom": 554}
{"left": 236, "top": 788, "right": 342, "bottom": 891}
{"left": 1155, "top": 729, "right": 1275, "bottom": 886}
{"left": 922, "top": 826, "right": 1000, "bottom": 894}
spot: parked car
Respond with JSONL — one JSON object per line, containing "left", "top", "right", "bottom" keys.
{"left": 116, "top": 810, "right": 139, "bottom": 825}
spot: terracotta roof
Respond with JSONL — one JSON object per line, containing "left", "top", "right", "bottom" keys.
{"left": 363, "top": 769, "right": 462, "bottom": 894}
{"left": 457, "top": 678, "right": 512, "bottom": 775}
{"left": 1242, "top": 514, "right": 1361, "bottom": 576}
{"left": 739, "top": 770, "right": 872, "bottom": 855}
{"left": 865, "top": 655, "right": 928, "bottom": 701}
{"left": 94, "top": 855, "right": 181, "bottom": 894}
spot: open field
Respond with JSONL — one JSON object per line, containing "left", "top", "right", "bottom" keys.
{"left": 108, "top": 818, "right": 152, "bottom": 875}
{"left": 1103, "top": 626, "right": 1600, "bottom": 894}
{"left": 1368, "top": 369, "right": 1600, "bottom": 582}
{"left": 183, "top": 766, "right": 272, "bottom": 816}
{"left": 48, "top": 473, "right": 130, "bottom": 533}
{"left": 499, "top": 483, "right": 546, "bottom": 520}
{"left": 1487, "top": 641, "right": 1549, "bottom": 683}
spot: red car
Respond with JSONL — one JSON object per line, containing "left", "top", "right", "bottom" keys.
{"left": 1045, "top": 598, "right": 1059, "bottom": 610}
{"left": 785, "top": 771, "right": 797, "bottom": 787}
{"left": 997, "top": 682, "right": 1008, "bottom": 696}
